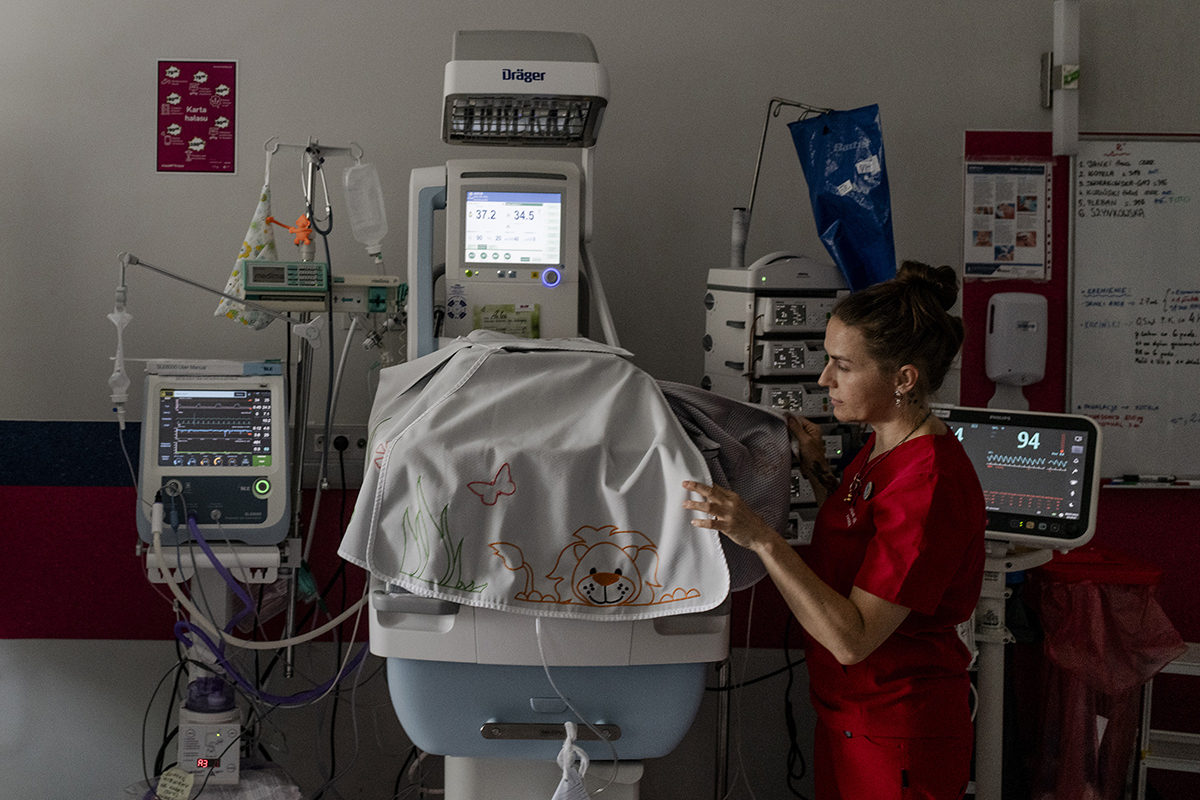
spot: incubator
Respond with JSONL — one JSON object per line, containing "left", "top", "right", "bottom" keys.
{"left": 349, "top": 334, "right": 733, "bottom": 797}
{"left": 355, "top": 30, "right": 732, "bottom": 799}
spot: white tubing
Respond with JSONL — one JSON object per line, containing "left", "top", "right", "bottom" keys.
{"left": 303, "top": 315, "right": 360, "bottom": 563}
{"left": 151, "top": 507, "right": 367, "bottom": 651}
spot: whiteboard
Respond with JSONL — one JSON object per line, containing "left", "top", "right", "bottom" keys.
{"left": 1071, "top": 139, "right": 1200, "bottom": 479}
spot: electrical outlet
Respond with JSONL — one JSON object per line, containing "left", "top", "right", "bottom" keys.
{"left": 301, "top": 425, "right": 370, "bottom": 488}
{"left": 310, "top": 426, "right": 370, "bottom": 453}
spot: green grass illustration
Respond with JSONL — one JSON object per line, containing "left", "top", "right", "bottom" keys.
{"left": 398, "top": 477, "right": 486, "bottom": 594}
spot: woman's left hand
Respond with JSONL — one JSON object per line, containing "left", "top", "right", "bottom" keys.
{"left": 682, "top": 480, "right": 779, "bottom": 552}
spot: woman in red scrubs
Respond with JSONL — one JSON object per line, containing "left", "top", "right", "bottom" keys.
{"left": 684, "top": 261, "right": 986, "bottom": 800}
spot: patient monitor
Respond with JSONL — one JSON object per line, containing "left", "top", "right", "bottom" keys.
{"left": 932, "top": 407, "right": 1101, "bottom": 800}
{"left": 934, "top": 405, "right": 1102, "bottom": 550}
{"left": 408, "top": 159, "right": 584, "bottom": 359}
{"left": 137, "top": 370, "right": 290, "bottom": 546}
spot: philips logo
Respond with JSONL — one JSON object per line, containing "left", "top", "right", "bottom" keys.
{"left": 502, "top": 68, "right": 546, "bottom": 83}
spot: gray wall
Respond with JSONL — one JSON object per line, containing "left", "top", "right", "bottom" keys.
{"left": 2, "top": 1, "right": 1197, "bottom": 798}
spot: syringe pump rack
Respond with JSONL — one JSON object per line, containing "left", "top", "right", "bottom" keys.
{"left": 703, "top": 254, "right": 850, "bottom": 544}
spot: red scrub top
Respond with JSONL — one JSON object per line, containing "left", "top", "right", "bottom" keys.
{"left": 805, "top": 429, "right": 986, "bottom": 738}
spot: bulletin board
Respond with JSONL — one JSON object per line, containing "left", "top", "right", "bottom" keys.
{"left": 960, "top": 131, "right": 1070, "bottom": 416}
{"left": 1070, "top": 138, "right": 1200, "bottom": 479}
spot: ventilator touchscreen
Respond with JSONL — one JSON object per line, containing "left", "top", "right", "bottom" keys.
{"left": 137, "top": 373, "right": 290, "bottom": 546}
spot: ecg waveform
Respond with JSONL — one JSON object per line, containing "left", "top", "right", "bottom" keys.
{"left": 159, "top": 391, "right": 272, "bottom": 465}
{"left": 174, "top": 435, "right": 258, "bottom": 455}
{"left": 984, "top": 491, "right": 1064, "bottom": 515}
{"left": 171, "top": 403, "right": 264, "bottom": 454}
{"left": 174, "top": 415, "right": 257, "bottom": 430}
{"left": 176, "top": 401, "right": 257, "bottom": 411}
{"left": 985, "top": 452, "right": 1071, "bottom": 471}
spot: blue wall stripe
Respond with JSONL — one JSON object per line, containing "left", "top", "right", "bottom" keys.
{"left": 0, "top": 421, "right": 141, "bottom": 487}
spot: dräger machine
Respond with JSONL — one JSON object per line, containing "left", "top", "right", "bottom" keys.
{"left": 409, "top": 158, "right": 585, "bottom": 355}
{"left": 360, "top": 29, "right": 729, "bottom": 799}
{"left": 407, "top": 29, "right": 619, "bottom": 362}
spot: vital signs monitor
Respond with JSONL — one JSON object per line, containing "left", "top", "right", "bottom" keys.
{"left": 440, "top": 159, "right": 582, "bottom": 340}
{"left": 934, "top": 406, "right": 1102, "bottom": 549}
{"left": 137, "top": 372, "right": 290, "bottom": 546}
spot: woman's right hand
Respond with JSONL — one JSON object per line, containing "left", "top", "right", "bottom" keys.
{"left": 787, "top": 415, "right": 839, "bottom": 493}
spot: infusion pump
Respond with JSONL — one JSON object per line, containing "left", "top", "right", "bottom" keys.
{"left": 703, "top": 253, "right": 848, "bottom": 404}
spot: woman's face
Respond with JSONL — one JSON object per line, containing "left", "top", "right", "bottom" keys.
{"left": 818, "top": 316, "right": 899, "bottom": 425}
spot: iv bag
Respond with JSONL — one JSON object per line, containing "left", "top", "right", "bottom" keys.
{"left": 343, "top": 162, "right": 388, "bottom": 253}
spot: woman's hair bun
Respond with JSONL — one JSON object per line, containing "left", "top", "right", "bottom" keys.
{"left": 829, "top": 257, "right": 965, "bottom": 396}
{"left": 896, "top": 260, "right": 958, "bottom": 311}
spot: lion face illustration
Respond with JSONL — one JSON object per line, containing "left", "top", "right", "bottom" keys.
{"left": 571, "top": 541, "right": 643, "bottom": 605}
{"left": 542, "top": 526, "right": 661, "bottom": 607}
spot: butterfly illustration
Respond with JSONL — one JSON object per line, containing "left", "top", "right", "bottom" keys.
{"left": 469, "top": 463, "right": 517, "bottom": 506}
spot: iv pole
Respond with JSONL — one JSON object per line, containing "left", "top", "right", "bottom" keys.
{"left": 112, "top": 135, "right": 365, "bottom": 678}
{"left": 730, "top": 97, "right": 832, "bottom": 270}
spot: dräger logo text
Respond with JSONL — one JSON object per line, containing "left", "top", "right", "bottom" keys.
{"left": 502, "top": 68, "right": 546, "bottom": 82}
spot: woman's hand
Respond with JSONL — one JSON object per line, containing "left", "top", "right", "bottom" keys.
{"left": 682, "top": 480, "right": 779, "bottom": 552}
{"left": 685, "top": 478, "right": 910, "bottom": 666}
{"left": 787, "top": 415, "right": 839, "bottom": 493}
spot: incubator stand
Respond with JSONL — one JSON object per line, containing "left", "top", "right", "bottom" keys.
{"left": 369, "top": 580, "right": 730, "bottom": 798}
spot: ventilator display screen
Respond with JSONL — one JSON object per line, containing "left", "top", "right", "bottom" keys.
{"left": 463, "top": 191, "right": 562, "bottom": 265}
{"left": 156, "top": 388, "right": 274, "bottom": 468}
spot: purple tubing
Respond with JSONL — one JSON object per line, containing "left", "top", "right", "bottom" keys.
{"left": 174, "top": 517, "right": 369, "bottom": 706}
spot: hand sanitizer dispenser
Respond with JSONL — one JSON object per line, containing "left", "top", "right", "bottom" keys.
{"left": 986, "top": 292, "right": 1047, "bottom": 410}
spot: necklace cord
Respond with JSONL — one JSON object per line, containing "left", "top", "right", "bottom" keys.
{"left": 843, "top": 410, "right": 933, "bottom": 503}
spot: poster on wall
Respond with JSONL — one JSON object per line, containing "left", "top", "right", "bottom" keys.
{"left": 963, "top": 162, "right": 1050, "bottom": 280}
{"left": 156, "top": 60, "right": 236, "bottom": 174}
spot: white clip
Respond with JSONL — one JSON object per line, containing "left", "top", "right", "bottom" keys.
{"left": 292, "top": 314, "right": 325, "bottom": 348}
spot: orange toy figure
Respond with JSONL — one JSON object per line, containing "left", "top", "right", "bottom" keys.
{"left": 265, "top": 214, "right": 313, "bottom": 247}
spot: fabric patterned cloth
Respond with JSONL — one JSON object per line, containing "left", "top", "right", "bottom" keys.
{"left": 215, "top": 184, "right": 277, "bottom": 329}
{"left": 339, "top": 332, "right": 730, "bottom": 621}
{"left": 656, "top": 381, "right": 791, "bottom": 591}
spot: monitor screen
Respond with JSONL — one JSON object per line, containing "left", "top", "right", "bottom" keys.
{"left": 139, "top": 373, "right": 289, "bottom": 546}
{"left": 935, "top": 406, "right": 1101, "bottom": 548}
{"left": 156, "top": 388, "right": 275, "bottom": 468}
{"left": 463, "top": 190, "right": 562, "bottom": 265}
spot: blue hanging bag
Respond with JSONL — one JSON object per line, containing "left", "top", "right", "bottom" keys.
{"left": 788, "top": 104, "right": 897, "bottom": 291}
